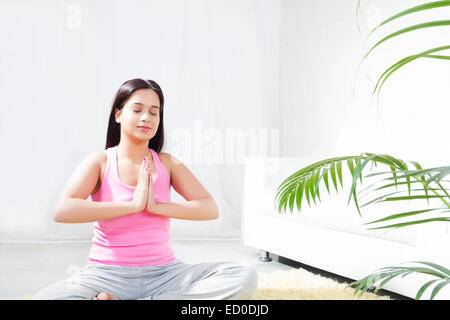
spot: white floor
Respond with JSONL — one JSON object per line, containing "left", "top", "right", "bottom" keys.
{"left": 0, "top": 239, "right": 292, "bottom": 299}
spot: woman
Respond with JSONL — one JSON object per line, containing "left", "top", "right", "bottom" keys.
{"left": 32, "top": 78, "right": 258, "bottom": 300}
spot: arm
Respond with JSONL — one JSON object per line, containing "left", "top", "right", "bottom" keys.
{"left": 148, "top": 153, "right": 219, "bottom": 221}
{"left": 55, "top": 198, "right": 139, "bottom": 223}
{"left": 150, "top": 198, "right": 218, "bottom": 221}
{"left": 53, "top": 151, "right": 140, "bottom": 223}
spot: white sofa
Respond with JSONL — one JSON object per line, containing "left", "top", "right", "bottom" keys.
{"left": 241, "top": 156, "right": 450, "bottom": 299}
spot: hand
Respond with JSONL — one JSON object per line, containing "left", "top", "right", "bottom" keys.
{"left": 131, "top": 157, "right": 151, "bottom": 212}
{"left": 146, "top": 155, "right": 157, "bottom": 213}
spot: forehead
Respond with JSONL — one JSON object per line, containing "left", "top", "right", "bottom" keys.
{"left": 126, "top": 89, "right": 160, "bottom": 107}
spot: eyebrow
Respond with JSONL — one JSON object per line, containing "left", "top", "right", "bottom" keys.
{"left": 131, "top": 102, "right": 160, "bottom": 109}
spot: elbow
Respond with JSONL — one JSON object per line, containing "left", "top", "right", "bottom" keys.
{"left": 53, "top": 214, "right": 67, "bottom": 223}
{"left": 210, "top": 199, "right": 219, "bottom": 220}
{"left": 198, "top": 197, "right": 219, "bottom": 220}
{"left": 52, "top": 200, "right": 67, "bottom": 223}
{"left": 211, "top": 207, "right": 219, "bottom": 220}
{"left": 53, "top": 208, "right": 64, "bottom": 223}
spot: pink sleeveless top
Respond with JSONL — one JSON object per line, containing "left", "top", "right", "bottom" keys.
{"left": 88, "top": 145, "right": 175, "bottom": 267}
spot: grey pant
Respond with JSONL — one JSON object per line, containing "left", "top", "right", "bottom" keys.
{"left": 31, "top": 259, "right": 258, "bottom": 300}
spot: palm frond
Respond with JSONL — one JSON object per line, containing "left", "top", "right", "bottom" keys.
{"left": 355, "top": 1, "right": 450, "bottom": 111}
{"left": 368, "top": 1, "right": 450, "bottom": 37}
{"left": 348, "top": 262, "right": 450, "bottom": 299}
{"left": 275, "top": 154, "right": 450, "bottom": 229}
{"left": 363, "top": 21, "right": 450, "bottom": 61}
{"left": 367, "top": 217, "right": 450, "bottom": 230}
{"left": 276, "top": 153, "right": 412, "bottom": 214}
{"left": 363, "top": 208, "right": 444, "bottom": 225}
{"left": 372, "top": 46, "right": 450, "bottom": 109}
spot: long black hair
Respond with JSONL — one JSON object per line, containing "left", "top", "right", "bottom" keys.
{"left": 105, "top": 78, "right": 165, "bottom": 152}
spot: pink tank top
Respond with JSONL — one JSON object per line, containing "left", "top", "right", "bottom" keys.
{"left": 88, "top": 145, "right": 175, "bottom": 267}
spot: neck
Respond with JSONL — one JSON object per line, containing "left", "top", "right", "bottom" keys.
{"left": 116, "top": 136, "right": 152, "bottom": 165}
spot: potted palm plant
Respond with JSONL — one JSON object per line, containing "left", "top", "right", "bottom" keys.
{"left": 275, "top": 0, "right": 450, "bottom": 299}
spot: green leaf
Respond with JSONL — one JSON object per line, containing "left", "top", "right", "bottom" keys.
{"left": 277, "top": 187, "right": 290, "bottom": 214}
{"left": 375, "top": 273, "right": 401, "bottom": 293}
{"left": 363, "top": 21, "right": 450, "bottom": 60}
{"left": 360, "top": 190, "right": 404, "bottom": 208}
{"left": 389, "top": 165, "right": 398, "bottom": 190}
{"left": 373, "top": 47, "right": 450, "bottom": 108}
{"left": 330, "top": 161, "right": 338, "bottom": 193}
{"left": 384, "top": 195, "right": 445, "bottom": 201}
{"left": 288, "top": 189, "right": 295, "bottom": 213}
{"left": 337, "top": 160, "right": 343, "bottom": 188}
{"left": 355, "top": 157, "right": 363, "bottom": 183}
{"left": 348, "top": 154, "right": 384, "bottom": 213}
{"left": 364, "top": 208, "right": 441, "bottom": 225}
{"left": 309, "top": 169, "right": 319, "bottom": 205}
{"left": 295, "top": 180, "right": 304, "bottom": 213}
{"left": 430, "top": 280, "right": 450, "bottom": 300}
{"left": 410, "top": 161, "right": 423, "bottom": 170}
{"left": 373, "top": 180, "right": 425, "bottom": 192}
{"left": 322, "top": 167, "right": 330, "bottom": 195}
{"left": 282, "top": 192, "right": 289, "bottom": 213}
{"left": 425, "top": 54, "right": 450, "bottom": 60}
{"left": 348, "top": 154, "right": 374, "bottom": 205}
{"left": 304, "top": 176, "right": 312, "bottom": 208}
{"left": 355, "top": 0, "right": 362, "bottom": 36}
{"left": 410, "top": 160, "right": 430, "bottom": 204}
{"left": 347, "top": 158, "right": 355, "bottom": 176}
{"left": 274, "top": 156, "right": 360, "bottom": 213}
{"left": 313, "top": 168, "right": 322, "bottom": 202}
{"left": 411, "top": 261, "right": 450, "bottom": 277}
{"left": 368, "top": 1, "right": 450, "bottom": 36}
{"left": 367, "top": 217, "right": 450, "bottom": 230}
{"left": 416, "top": 279, "right": 441, "bottom": 300}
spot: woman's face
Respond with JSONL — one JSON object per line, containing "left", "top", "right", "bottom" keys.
{"left": 115, "top": 88, "right": 161, "bottom": 141}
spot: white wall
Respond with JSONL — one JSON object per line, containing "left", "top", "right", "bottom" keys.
{"left": 279, "top": 0, "right": 450, "bottom": 168}
{"left": 0, "top": 0, "right": 281, "bottom": 241}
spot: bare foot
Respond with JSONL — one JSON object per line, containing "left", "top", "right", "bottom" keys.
{"left": 92, "top": 292, "right": 116, "bottom": 300}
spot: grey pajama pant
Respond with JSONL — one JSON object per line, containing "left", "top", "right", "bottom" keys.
{"left": 31, "top": 259, "right": 258, "bottom": 300}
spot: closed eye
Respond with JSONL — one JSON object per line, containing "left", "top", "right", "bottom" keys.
{"left": 133, "top": 110, "right": 158, "bottom": 116}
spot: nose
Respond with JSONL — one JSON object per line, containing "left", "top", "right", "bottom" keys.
{"left": 140, "top": 113, "right": 150, "bottom": 121}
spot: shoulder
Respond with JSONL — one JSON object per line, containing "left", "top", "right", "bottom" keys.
{"left": 82, "top": 149, "right": 107, "bottom": 171}
{"left": 157, "top": 152, "right": 174, "bottom": 179}
{"left": 158, "top": 151, "right": 171, "bottom": 160}
{"left": 158, "top": 152, "right": 182, "bottom": 167}
{"left": 91, "top": 149, "right": 108, "bottom": 165}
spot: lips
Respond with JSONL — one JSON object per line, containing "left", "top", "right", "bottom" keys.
{"left": 138, "top": 125, "right": 150, "bottom": 130}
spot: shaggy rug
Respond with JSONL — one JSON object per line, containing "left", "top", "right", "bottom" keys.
{"left": 11, "top": 267, "right": 390, "bottom": 300}
{"left": 250, "top": 268, "right": 390, "bottom": 300}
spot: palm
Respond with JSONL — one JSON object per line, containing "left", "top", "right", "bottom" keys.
{"left": 275, "top": 153, "right": 450, "bottom": 229}
{"left": 275, "top": 152, "right": 450, "bottom": 299}
{"left": 280, "top": 0, "right": 450, "bottom": 300}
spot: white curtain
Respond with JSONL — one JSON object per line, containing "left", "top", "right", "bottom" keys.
{"left": 0, "top": 0, "right": 281, "bottom": 241}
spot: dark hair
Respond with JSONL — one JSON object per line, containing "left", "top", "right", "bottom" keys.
{"left": 105, "top": 78, "right": 165, "bottom": 152}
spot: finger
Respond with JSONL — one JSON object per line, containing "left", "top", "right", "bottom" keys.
{"left": 144, "top": 163, "right": 149, "bottom": 179}
{"left": 146, "top": 161, "right": 151, "bottom": 175}
{"left": 139, "top": 159, "right": 149, "bottom": 181}
{"left": 141, "top": 157, "right": 148, "bottom": 171}
{"left": 139, "top": 164, "right": 147, "bottom": 182}
{"left": 147, "top": 159, "right": 154, "bottom": 174}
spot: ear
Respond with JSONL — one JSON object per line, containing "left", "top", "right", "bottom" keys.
{"left": 115, "top": 108, "right": 121, "bottom": 123}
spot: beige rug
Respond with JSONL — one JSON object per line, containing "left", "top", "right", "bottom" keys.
{"left": 12, "top": 267, "right": 390, "bottom": 300}
{"left": 250, "top": 268, "right": 390, "bottom": 300}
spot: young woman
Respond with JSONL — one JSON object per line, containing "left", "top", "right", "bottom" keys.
{"left": 32, "top": 78, "right": 258, "bottom": 300}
